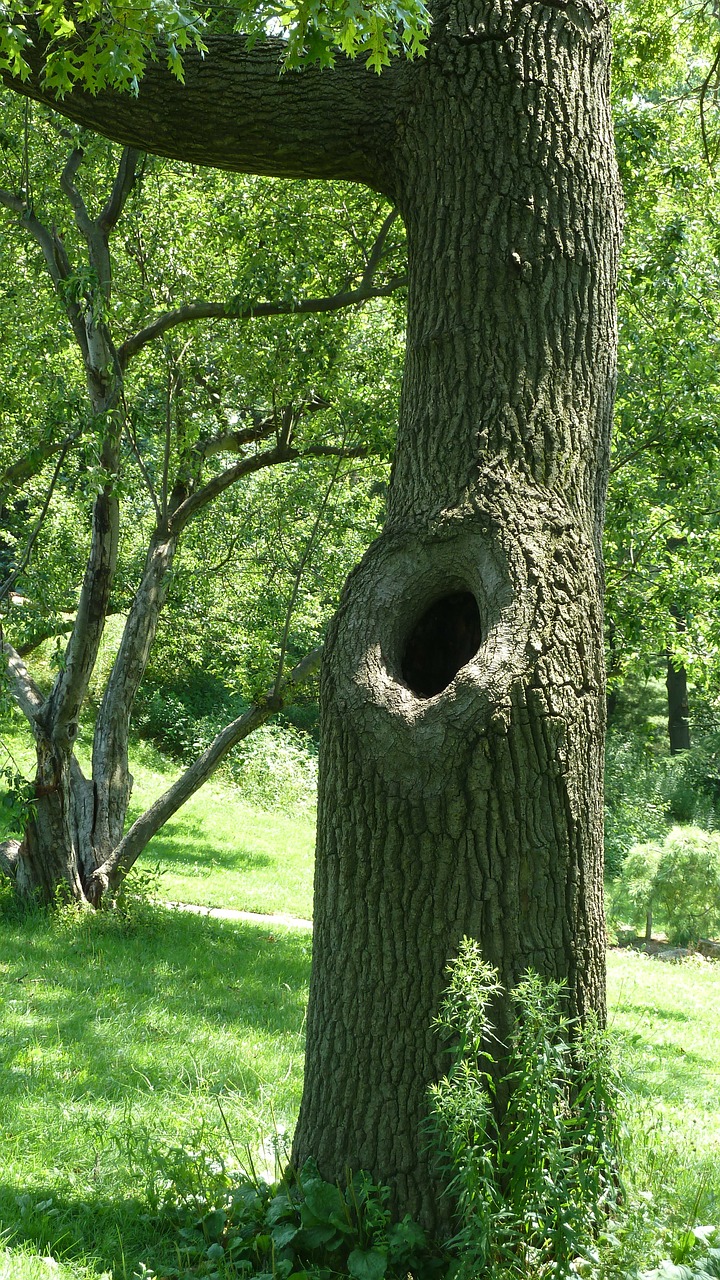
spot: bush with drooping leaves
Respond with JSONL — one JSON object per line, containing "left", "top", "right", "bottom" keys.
{"left": 610, "top": 825, "right": 720, "bottom": 945}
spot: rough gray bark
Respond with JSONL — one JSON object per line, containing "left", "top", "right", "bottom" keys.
{"left": 293, "top": 0, "right": 619, "bottom": 1224}
{"left": 4, "top": 0, "right": 621, "bottom": 1226}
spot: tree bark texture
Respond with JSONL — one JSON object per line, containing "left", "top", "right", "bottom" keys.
{"left": 4, "top": 0, "right": 621, "bottom": 1226}
{"left": 292, "top": 0, "right": 620, "bottom": 1225}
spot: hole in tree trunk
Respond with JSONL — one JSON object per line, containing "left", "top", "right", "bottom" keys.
{"left": 401, "top": 591, "right": 482, "bottom": 698}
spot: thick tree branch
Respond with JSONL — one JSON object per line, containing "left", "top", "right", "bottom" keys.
{"left": 59, "top": 144, "right": 141, "bottom": 298}
{"left": 118, "top": 273, "right": 406, "bottom": 369}
{"left": 3, "top": 35, "right": 402, "bottom": 194}
{"left": 40, "top": 480, "right": 120, "bottom": 746}
{"left": 2, "top": 640, "right": 45, "bottom": 720}
{"left": 89, "top": 646, "right": 322, "bottom": 899}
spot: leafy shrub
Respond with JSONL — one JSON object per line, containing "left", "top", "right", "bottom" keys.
{"left": 604, "top": 727, "right": 720, "bottom": 880}
{"left": 659, "top": 733, "right": 720, "bottom": 830}
{"left": 604, "top": 734, "right": 668, "bottom": 879}
{"left": 609, "top": 826, "right": 720, "bottom": 944}
{"left": 429, "top": 939, "right": 622, "bottom": 1280}
{"left": 143, "top": 1157, "right": 439, "bottom": 1280}
{"left": 225, "top": 723, "right": 317, "bottom": 814}
{"left": 133, "top": 677, "right": 318, "bottom": 813}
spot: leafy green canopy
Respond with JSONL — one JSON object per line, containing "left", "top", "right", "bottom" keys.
{"left": 0, "top": 0, "right": 429, "bottom": 94}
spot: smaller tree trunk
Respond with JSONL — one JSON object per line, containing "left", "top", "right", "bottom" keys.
{"left": 666, "top": 607, "right": 690, "bottom": 755}
{"left": 666, "top": 655, "right": 690, "bottom": 755}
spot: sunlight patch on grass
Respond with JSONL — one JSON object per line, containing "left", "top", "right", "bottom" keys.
{"left": 129, "top": 753, "right": 316, "bottom": 918}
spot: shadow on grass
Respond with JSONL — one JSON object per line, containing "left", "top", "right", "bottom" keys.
{"left": 0, "top": 907, "right": 311, "bottom": 1108}
{"left": 613, "top": 1026, "right": 716, "bottom": 1105}
{"left": 624, "top": 1003, "right": 692, "bottom": 1024}
{"left": 0, "top": 1180, "right": 217, "bottom": 1280}
{"left": 130, "top": 811, "right": 274, "bottom": 873}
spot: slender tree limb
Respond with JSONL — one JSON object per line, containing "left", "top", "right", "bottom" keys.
{"left": 0, "top": 429, "right": 81, "bottom": 493}
{"left": 16, "top": 620, "right": 76, "bottom": 657}
{"left": 274, "top": 455, "right": 344, "bottom": 695}
{"left": 117, "top": 273, "right": 406, "bottom": 369}
{"left": 609, "top": 433, "right": 665, "bottom": 474}
{"left": 89, "top": 646, "right": 323, "bottom": 900}
{"left": 196, "top": 396, "right": 331, "bottom": 460}
{"left": 699, "top": 39, "right": 720, "bottom": 172}
{"left": 0, "top": 184, "right": 90, "bottom": 360}
{"left": 198, "top": 415, "right": 277, "bottom": 458}
{"left": 609, "top": 506, "right": 720, "bottom": 588}
{"left": 59, "top": 147, "right": 94, "bottom": 240}
{"left": 168, "top": 440, "right": 365, "bottom": 534}
{"left": 0, "top": 436, "right": 73, "bottom": 606}
{"left": 98, "top": 147, "right": 141, "bottom": 236}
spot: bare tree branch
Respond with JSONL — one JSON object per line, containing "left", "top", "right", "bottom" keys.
{"left": 88, "top": 646, "right": 323, "bottom": 900}
{"left": 0, "top": 436, "right": 74, "bottom": 605}
{"left": 98, "top": 147, "right": 141, "bottom": 236}
{"left": 59, "top": 147, "right": 94, "bottom": 240}
{"left": 118, "top": 274, "right": 406, "bottom": 369}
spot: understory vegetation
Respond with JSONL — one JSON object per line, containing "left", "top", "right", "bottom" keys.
{"left": 1, "top": 704, "right": 719, "bottom": 1280}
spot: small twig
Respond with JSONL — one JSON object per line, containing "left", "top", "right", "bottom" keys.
{"left": 273, "top": 452, "right": 345, "bottom": 698}
{"left": 0, "top": 439, "right": 72, "bottom": 604}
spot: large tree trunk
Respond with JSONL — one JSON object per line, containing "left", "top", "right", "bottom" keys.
{"left": 293, "top": 1, "right": 620, "bottom": 1226}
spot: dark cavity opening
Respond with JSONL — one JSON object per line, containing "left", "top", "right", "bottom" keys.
{"left": 401, "top": 591, "right": 482, "bottom": 699}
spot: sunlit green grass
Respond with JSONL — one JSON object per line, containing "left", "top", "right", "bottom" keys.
{"left": 606, "top": 948, "right": 720, "bottom": 1270}
{"left": 127, "top": 745, "right": 315, "bottom": 919}
{"left": 608, "top": 948, "right": 720, "bottom": 1150}
{"left": 3, "top": 716, "right": 720, "bottom": 1276}
{"left": 0, "top": 898, "right": 311, "bottom": 1278}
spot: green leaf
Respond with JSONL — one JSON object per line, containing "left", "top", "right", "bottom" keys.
{"left": 347, "top": 1247, "right": 388, "bottom": 1280}
{"left": 303, "top": 1179, "right": 345, "bottom": 1223}
{"left": 201, "top": 1208, "right": 226, "bottom": 1241}
{"left": 271, "top": 1221, "right": 299, "bottom": 1249}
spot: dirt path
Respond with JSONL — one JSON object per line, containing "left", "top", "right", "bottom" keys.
{"left": 163, "top": 900, "right": 313, "bottom": 931}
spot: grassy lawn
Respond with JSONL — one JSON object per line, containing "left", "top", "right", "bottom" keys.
{"left": 2, "top": 717, "right": 720, "bottom": 1277}
{"left": 0, "top": 899, "right": 311, "bottom": 1279}
{"left": 128, "top": 747, "right": 315, "bottom": 919}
